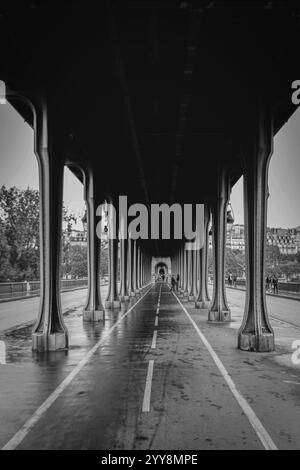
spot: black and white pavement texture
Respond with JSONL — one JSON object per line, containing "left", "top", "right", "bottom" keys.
{"left": 0, "top": 282, "right": 300, "bottom": 450}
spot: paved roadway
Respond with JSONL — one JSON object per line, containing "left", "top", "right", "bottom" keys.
{"left": 0, "top": 282, "right": 300, "bottom": 450}
{"left": 207, "top": 285, "right": 300, "bottom": 328}
{"left": 0, "top": 287, "right": 90, "bottom": 332}
{"left": 1, "top": 283, "right": 299, "bottom": 333}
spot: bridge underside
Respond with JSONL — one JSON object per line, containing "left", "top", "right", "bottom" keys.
{"left": 1, "top": 1, "right": 300, "bottom": 351}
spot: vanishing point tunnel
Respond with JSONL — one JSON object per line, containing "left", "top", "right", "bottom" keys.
{"left": 1, "top": 1, "right": 300, "bottom": 451}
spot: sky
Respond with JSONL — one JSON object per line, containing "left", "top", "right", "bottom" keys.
{"left": 0, "top": 101, "right": 299, "bottom": 229}
{"left": 230, "top": 106, "right": 300, "bottom": 227}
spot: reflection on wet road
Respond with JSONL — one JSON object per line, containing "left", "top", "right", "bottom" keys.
{"left": 0, "top": 283, "right": 300, "bottom": 450}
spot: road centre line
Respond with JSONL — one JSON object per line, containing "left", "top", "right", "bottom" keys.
{"left": 142, "top": 360, "right": 154, "bottom": 412}
{"left": 151, "top": 330, "right": 158, "bottom": 349}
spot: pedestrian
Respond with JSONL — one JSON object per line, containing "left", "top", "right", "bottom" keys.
{"left": 176, "top": 273, "right": 180, "bottom": 291}
{"left": 26, "top": 280, "right": 31, "bottom": 296}
{"left": 171, "top": 275, "right": 176, "bottom": 291}
{"left": 272, "top": 275, "right": 279, "bottom": 294}
{"left": 266, "top": 275, "right": 271, "bottom": 292}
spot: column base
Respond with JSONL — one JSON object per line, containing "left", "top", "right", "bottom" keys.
{"left": 83, "top": 309, "right": 104, "bottom": 322}
{"left": 32, "top": 331, "right": 68, "bottom": 352}
{"left": 208, "top": 308, "right": 231, "bottom": 322}
{"left": 188, "top": 295, "right": 196, "bottom": 302}
{"left": 238, "top": 331, "right": 275, "bottom": 352}
{"left": 105, "top": 300, "right": 121, "bottom": 309}
{"left": 195, "top": 300, "right": 210, "bottom": 309}
{"left": 120, "top": 295, "right": 130, "bottom": 302}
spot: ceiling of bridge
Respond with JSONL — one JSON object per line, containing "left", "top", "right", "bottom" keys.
{"left": 1, "top": 1, "right": 300, "bottom": 255}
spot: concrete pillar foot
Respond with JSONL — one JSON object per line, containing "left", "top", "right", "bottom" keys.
{"left": 195, "top": 300, "right": 210, "bottom": 309}
{"left": 120, "top": 296, "right": 130, "bottom": 302}
{"left": 83, "top": 309, "right": 104, "bottom": 322}
{"left": 238, "top": 332, "right": 275, "bottom": 352}
{"left": 208, "top": 308, "right": 231, "bottom": 322}
{"left": 105, "top": 300, "right": 121, "bottom": 309}
{"left": 32, "top": 331, "right": 68, "bottom": 352}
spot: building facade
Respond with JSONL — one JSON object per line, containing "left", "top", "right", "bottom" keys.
{"left": 266, "top": 227, "right": 300, "bottom": 255}
{"left": 209, "top": 224, "right": 300, "bottom": 255}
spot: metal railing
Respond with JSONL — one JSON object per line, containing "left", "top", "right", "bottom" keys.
{"left": 224, "top": 279, "right": 300, "bottom": 297}
{"left": 0, "top": 279, "right": 89, "bottom": 301}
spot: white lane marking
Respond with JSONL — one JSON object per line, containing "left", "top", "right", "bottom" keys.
{"left": 283, "top": 380, "right": 300, "bottom": 385}
{"left": 172, "top": 291, "right": 278, "bottom": 451}
{"left": 154, "top": 316, "right": 158, "bottom": 327}
{"left": 156, "top": 308, "right": 159, "bottom": 315}
{"left": 1, "top": 283, "right": 154, "bottom": 451}
{"left": 142, "top": 360, "right": 154, "bottom": 412}
{"left": 0, "top": 340, "right": 6, "bottom": 365}
{"left": 151, "top": 330, "right": 158, "bottom": 349}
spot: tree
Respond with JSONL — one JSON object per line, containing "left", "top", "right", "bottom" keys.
{"left": 265, "top": 244, "right": 281, "bottom": 274}
{"left": 67, "top": 245, "right": 88, "bottom": 278}
{"left": 0, "top": 218, "right": 11, "bottom": 281}
{"left": 61, "top": 206, "right": 77, "bottom": 278}
{"left": 0, "top": 185, "right": 40, "bottom": 280}
{"left": 100, "top": 239, "right": 108, "bottom": 277}
{"left": 225, "top": 248, "right": 245, "bottom": 277}
{"left": 279, "top": 261, "right": 299, "bottom": 281}
{"left": 0, "top": 185, "right": 79, "bottom": 282}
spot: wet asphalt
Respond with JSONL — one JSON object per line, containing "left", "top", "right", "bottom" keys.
{"left": 0, "top": 282, "right": 300, "bottom": 450}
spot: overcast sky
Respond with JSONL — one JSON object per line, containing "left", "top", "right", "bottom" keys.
{"left": 0, "top": 101, "right": 299, "bottom": 229}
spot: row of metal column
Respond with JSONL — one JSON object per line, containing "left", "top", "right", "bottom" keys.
{"left": 170, "top": 107, "right": 275, "bottom": 353}
{"left": 104, "top": 237, "right": 152, "bottom": 310}
{"left": 27, "top": 93, "right": 274, "bottom": 353}
{"left": 27, "top": 95, "right": 152, "bottom": 352}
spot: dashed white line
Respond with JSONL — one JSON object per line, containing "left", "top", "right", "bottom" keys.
{"left": 156, "top": 308, "right": 159, "bottom": 315}
{"left": 151, "top": 330, "right": 158, "bottom": 349}
{"left": 142, "top": 360, "right": 154, "bottom": 412}
{"left": 171, "top": 290, "right": 278, "bottom": 451}
{"left": 283, "top": 380, "right": 300, "bottom": 385}
{"left": 154, "top": 316, "right": 158, "bottom": 327}
{"left": 1, "top": 283, "right": 154, "bottom": 451}
{"left": 0, "top": 340, "right": 6, "bottom": 365}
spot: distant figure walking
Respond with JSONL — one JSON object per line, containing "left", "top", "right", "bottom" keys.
{"left": 171, "top": 275, "right": 176, "bottom": 291}
{"left": 272, "top": 275, "right": 279, "bottom": 294}
{"left": 26, "top": 280, "right": 31, "bottom": 296}
{"left": 266, "top": 275, "right": 272, "bottom": 292}
{"left": 176, "top": 274, "right": 180, "bottom": 291}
